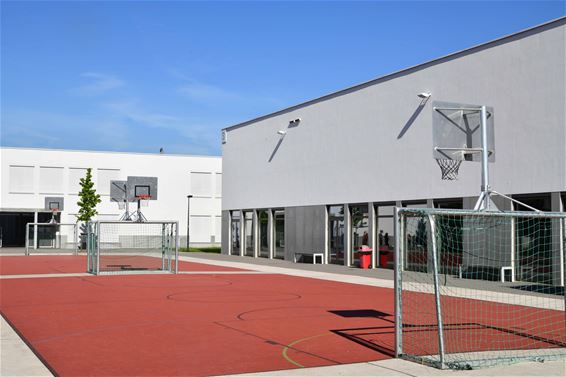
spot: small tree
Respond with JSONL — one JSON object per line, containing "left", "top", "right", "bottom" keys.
{"left": 77, "top": 168, "right": 101, "bottom": 222}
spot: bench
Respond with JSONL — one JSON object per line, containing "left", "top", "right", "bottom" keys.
{"left": 294, "top": 252, "right": 324, "bottom": 264}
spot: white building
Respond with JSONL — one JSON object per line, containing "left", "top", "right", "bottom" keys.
{"left": 0, "top": 147, "right": 222, "bottom": 247}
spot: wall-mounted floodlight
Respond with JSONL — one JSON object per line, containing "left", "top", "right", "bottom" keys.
{"left": 277, "top": 130, "right": 287, "bottom": 135}
{"left": 289, "top": 118, "right": 301, "bottom": 126}
{"left": 417, "top": 92, "right": 432, "bottom": 99}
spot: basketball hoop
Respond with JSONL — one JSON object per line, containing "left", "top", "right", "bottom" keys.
{"left": 137, "top": 195, "right": 151, "bottom": 207}
{"left": 435, "top": 159, "right": 462, "bottom": 180}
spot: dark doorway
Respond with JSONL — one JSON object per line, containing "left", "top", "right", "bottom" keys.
{"left": 0, "top": 212, "right": 35, "bottom": 247}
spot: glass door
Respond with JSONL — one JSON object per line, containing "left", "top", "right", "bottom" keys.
{"left": 350, "top": 204, "right": 369, "bottom": 267}
{"left": 274, "top": 209, "right": 285, "bottom": 259}
{"left": 328, "top": 205, "right": 344, "bottom": 265}
{"left": 230, "top": 211, "right": 240, "bottom": 255}
{"left": 258, "top": 210, "right": 269, "bottom": 258}
{"left": 243, "top": 211, "right": 254, "bottom": 257}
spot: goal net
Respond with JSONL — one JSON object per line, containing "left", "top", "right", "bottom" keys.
{"left": 394, "top": 208, "right": 565, "bottom": 369}
{"left": 26, "top": 223, "right": 79, "bottom": 255}
{"left": 86, "top": 221, "right": 179, "bottom": 275}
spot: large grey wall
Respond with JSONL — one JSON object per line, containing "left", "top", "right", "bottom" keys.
{"left": 222, "top": 20, "right": 565, "bottom": 211}
{"left": 284, "top": 206, "right": 326, "bottom": 260}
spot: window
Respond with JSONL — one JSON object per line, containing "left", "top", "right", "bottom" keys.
{"left": 39, "top": 167, "right": 64, "bottom": 194}
{"left": 9, "top": 166, "right": 34, "bottom": 193}
{"left": 190, "top": 172, "right": 212, "bottom": 197}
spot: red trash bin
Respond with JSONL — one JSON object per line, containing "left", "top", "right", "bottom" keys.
{"left": 379, "top": 246, "right": 390, "bottom": 268}
{"left": 358, "top": 245, "right": 372, "bottom": 269}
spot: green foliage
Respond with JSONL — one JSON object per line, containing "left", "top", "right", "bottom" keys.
{"left": 76, "top": 168, "right": 101, "bottom": 222}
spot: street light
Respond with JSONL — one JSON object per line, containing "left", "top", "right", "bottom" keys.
{"left": 187, "top": 195, "right": 193, "bottom": 250}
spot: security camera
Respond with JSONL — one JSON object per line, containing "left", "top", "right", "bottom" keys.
{"left": 277, "top": 130, "right": 287, "bottom": 135}
{"left": 417, "top": 92, "right": 431, "bottom": 99}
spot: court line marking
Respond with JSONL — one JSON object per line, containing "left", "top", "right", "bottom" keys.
{"left": 282, "top": 333, "right": 332, "bottom": 368}
{"left": 0, "top": 271, "right": 277, "bottom": 279}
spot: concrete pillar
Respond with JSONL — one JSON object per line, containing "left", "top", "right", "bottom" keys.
{"left": 324, "top": 206, "right": 329, "bottom": 264}
{"left": 253, "top": 209, "right": 259, "bottom": 258}
{"left": 239, "top": 210, "right": 244, "bottom": 257}
{"left": 33, "top": 211, "right": 38, "bottom": 249}
{"left": 369, "top": 202, "right": 377, "bottom": 268}
{"left": 268, "top": 209, "right": 274, "bottom": 259}
{"left": 344, "top": 204, "right": 351, "bottom": 267}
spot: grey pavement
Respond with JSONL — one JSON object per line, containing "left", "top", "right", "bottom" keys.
{"left": 0, "top": 252, "right": 564, "bottom": 377}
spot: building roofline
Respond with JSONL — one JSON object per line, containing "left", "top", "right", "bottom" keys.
{"left": 0, "top": 146, "right": 221, "bottom": 159}
{"left": 223, "top": 16, "right": 565, "bottom": 132}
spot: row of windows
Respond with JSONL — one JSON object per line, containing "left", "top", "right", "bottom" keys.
{"left": 7, "top": 165, "right": 223, "bottom": 198}
{"left": 8, "top": 166, "right": 120, "bottom": 195}
{"left": 226, "top": 193, "right": 564, "bottom": 271}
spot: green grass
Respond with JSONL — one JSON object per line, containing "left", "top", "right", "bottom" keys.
{"left": 179, "top": 246, "right": 221, "bottom": 254}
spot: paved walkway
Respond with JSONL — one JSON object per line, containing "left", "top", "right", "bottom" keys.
{"left": 1, "top": 253, "right": 564, "bottom": 376}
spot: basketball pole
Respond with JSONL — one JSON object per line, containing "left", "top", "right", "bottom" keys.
{"left": 472, "top": 106, "right": 540, "bottom": 212}
{"left": 474, "top": 105, "right": 491, "bottom": 211}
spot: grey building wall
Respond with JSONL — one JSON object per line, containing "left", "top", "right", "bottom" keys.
{"left": 284, "top": 205, "right": 327, "bottom": 260}
{"left": 222, "top": 20, "right": 565, "bottom": 211}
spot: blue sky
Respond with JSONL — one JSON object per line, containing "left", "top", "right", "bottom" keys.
{"left": 1, "top": 1, "right": 564, "bottom": 156}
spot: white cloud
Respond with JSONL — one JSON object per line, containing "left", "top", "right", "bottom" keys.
{"left": 177, "top": 82, "right": 242, "bottom": 102}
{"left": 71, "top": 72, "right": 124, "bottom": 95}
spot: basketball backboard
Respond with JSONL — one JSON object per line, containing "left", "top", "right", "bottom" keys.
{"left": 110, "top": 180, "right": 127, "bottom": 203}
{"left": 45, "top": 197, "right": 64, "bottom": 211}
{"left": 126, "top": 176, "right": 158, "bottom": 201}
{"left": 432, "top": 101, "right": 495, "bottom": 162}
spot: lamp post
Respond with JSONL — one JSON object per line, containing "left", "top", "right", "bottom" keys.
{"left": 186, "top": 195, "right": 193, "bottom": 250}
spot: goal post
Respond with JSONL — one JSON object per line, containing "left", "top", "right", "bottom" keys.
{"left": 395, "top": 208, "right": 566, "bottom": 369}
{"left": 86, "top": 221, "right": 179, "bottom": 275}
{"left": 25, "top": 223, "right": 79, "bottom": 255}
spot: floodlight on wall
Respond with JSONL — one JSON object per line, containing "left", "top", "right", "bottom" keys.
{"left": 277, "top": 130, "right": 287, "bottom": 135}
{"left": 417, "top": 92, "right": 432, "bottom": 99}
{"left": 289, "top": 118, "right": 301, "bottom": 126}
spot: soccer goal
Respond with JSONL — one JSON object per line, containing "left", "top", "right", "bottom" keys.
{"left": 394, "top": 208, "right": 566, "bottom": 369}
{"left": 25, "top": 223, "right": 79, "bottom": 255}
{"left": 86, "top": 221, "right": 179, "bottom": 275}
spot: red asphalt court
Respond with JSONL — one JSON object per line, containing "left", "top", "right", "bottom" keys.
{"left": 0, "top": 255, "right": 246, "bottom": 275}
{"left": 1, "top": 258, "right": 564, "bottom": 376}
{"left": 1, "top": 273, "right": 396, "bottom": 376}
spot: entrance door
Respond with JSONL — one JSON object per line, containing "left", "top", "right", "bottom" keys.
{"left": 258, "top": 210, "right": 269, "bottom": 258}
{"left": 274, "top": 209, "right": 285, "bottom": 259}
{"left": 0, "top": 212, "right": 35, "bottom": 247}
{"left": 243, "top": 211, "right": 254, "bottom": 257}
{"left": 350, "top": 204, "right": 369, "bottom": 267}
{"left": 328, "top": 206, "right": 344, "bottom": 265}
{"left": 230, "top": 211, "right": 241, "bottom": 255}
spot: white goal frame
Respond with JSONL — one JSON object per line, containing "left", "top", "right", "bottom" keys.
{"left": 394, "top": 207, "right": 566, "bottom": 370}
{"left": 25, "top": 223, "right": 79, "bottom": 255}
{"left": 86, "top": 220, "right": 179, "bottom": 275}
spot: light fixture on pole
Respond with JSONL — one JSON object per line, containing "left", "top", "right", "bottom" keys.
{"left": 187, "top": 195, "right": 193, "bottom": 250}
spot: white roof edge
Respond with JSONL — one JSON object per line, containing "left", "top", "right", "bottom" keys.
{"left": 0, "top": 146, "right": 221, "bottom": 159}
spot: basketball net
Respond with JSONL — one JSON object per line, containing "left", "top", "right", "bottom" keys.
{"left": 435, "top": 159, "right": 462, "bottom": 180}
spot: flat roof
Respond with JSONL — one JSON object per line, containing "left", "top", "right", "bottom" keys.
{"left": 224, "top": 17, "right": 565, "bottom": 132}
{"left": 0, "top": 146, "right": 221, "bottom": 159}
